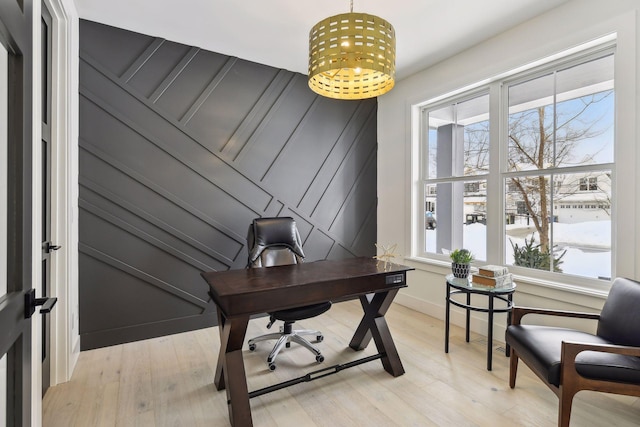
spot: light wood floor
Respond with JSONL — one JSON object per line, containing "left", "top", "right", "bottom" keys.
{"left": 43, "top": 300, "right": 640, "bottom": 427}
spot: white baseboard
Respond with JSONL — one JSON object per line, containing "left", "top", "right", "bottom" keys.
{"left": 394, "top": 292, "right": 507, "bottom": 344}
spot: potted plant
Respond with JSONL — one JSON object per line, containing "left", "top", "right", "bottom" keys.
{"left": 450, "top": 248, "right": 474, "bottom": 278}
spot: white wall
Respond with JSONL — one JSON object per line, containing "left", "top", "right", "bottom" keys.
{"left": 378, "top": 0, "right": 639, "bottom": 339}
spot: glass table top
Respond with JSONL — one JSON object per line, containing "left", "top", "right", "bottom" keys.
{"left": 446, "top": 273, "right": 517, "bottom": 293}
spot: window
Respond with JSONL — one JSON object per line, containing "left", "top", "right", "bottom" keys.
{"left": 417, "top": 46, "right": 614, "bottom": 281}
{"left": 580, "top": 177, "right": 598, "bottom": 191}
{"left": 465, "top": 182, "right": 480, "bottom": 193}
{"left": 421, "top": 93, "right": 490, "bottom": 259}
{"left": 505, "top": 53, "right": 613, "bottom": 278}
{"left": 579, "top": 178, "right": 588, "bottom": 191}
{"left": 421, "top": 93, "right": 489, "bottom": 259}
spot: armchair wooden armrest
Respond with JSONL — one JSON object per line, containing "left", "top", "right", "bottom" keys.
{"left": 562, "top": 340, "right": 640, "bottom": 359}
{"left": 559, "top": 340, "right": 640, "bottom": 423}
{"left": 511, "top": 306, "right": 600, "bottom": 326}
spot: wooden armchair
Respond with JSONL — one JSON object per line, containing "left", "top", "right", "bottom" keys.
{"left": 505, "top": 277, "right": 640, "bottom": 427}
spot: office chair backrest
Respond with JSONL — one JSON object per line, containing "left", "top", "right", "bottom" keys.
{"left": 247, "top": 217, "right": 305, "bottom": 268}
{"left": 596, "top": 277, "right": 640, "bottom": 347}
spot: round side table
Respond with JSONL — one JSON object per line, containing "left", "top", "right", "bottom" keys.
{"left": 445, "top": 273, "right": 516, "bottom": 371}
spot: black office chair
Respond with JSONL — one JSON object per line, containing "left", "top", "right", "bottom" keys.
{"left": 246, "top": 217, "right": 331, "bottom": 371}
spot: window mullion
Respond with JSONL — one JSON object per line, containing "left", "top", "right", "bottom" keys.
{"left": 485, "top": 82, "right": 503, "bottom": 264}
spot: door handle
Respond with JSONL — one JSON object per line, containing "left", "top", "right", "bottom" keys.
{"left": 45, "top": 242, "right": 62, "bottom": 253}
{"left": 25, "top": 289, "right": 58, "bottom": 319}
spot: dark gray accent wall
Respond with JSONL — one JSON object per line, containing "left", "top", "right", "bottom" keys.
{"left": 78, "top": 20, "right": 378, "bottom": 350}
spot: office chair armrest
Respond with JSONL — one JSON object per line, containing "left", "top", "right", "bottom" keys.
{"left": 511, "top": 306, "right": 600, "bottom": 326}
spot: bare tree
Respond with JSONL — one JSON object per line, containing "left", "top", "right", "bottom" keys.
{"left": 506, "top": 92, "right": 612, "bottom": 257}
{"left": 464, "top": 121, "right": 490, "bottom": 174}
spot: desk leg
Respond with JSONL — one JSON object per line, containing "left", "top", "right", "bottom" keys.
{"left": 214, "top": 309, "right": 226, "bottom": 390}
{"left": 350, "top": 294, "right": 374, "bottom": 349}
{"left": 445, "top": 281, "right": 450, "bottom": 353}
{"left": 487, "top": 295, "right": 494, "bottom": 371}
{"left": 215, "top": 312, "right": 252, "bottom": 426}
{"left": 349, "top": 289, "right": 404, "bottom": 377}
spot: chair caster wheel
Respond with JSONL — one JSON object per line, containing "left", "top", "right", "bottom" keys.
{"left": 249, "top": 344, "right": 256, "bottom": 351}
{"left": 316, "top": 335, "right": 324, "bottom": 342}
{"left": 316, "top": 355, "right": 324, "bottom": 363}
{"left": 268, "top": 363, "right": 276, "bottom": 371}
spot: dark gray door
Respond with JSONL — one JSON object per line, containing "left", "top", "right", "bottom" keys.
{"left": 0, "top": 0, "right": 35, "bottom": 425}
{"left": 40, "top": 2, "right": 56, "bottom": 396}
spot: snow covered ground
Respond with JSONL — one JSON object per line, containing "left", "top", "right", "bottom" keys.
{"left": 427, "top": 220, "right": 611, "bottom": 279}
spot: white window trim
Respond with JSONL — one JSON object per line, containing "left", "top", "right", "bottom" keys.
{"left": 410, "top": 35, "right": 629, "bottom": 295}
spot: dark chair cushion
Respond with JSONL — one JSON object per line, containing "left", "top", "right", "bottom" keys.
{"left": 597, "top": 278, "right": 640, "bottom": 347}
{"left": 506, "top": 324, "right": 640, "bottom": 386}
{"left": 575, "top": 351, "right": 640, "bottom": 384}
{"left": 273, "top": 302, "right": 332, "bottom": 322}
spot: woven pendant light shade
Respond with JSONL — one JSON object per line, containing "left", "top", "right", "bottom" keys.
{"left": 308, "top": 10, "right": 395, "bottom": 100}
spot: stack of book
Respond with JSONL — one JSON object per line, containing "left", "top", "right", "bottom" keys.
{"left": 472, "top": 265, "right": 512, "bottom": 288}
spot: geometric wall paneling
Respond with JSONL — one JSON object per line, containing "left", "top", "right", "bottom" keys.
{"left": 79, "top": 20, "right": 377, "bottom": 349}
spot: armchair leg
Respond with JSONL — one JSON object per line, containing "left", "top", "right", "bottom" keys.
{"left": 509, "top": 348, "right": 519, "bottom": 389}
{"left": 558, "top": 387, "right": 575, "bottom": 427}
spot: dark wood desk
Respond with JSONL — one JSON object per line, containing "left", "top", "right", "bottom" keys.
{"left": 201, "top": 257, "right": 413, "bottom": 426}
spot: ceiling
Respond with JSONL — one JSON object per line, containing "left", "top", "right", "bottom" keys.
{"left": 73, "top": 0, "right": 569, "bottom": 81}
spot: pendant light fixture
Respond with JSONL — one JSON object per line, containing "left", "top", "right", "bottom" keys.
{"left": 308, "top": 0, "right": 396, "bottom": 100}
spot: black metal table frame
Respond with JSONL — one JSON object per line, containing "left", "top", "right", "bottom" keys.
{"left": 444, "top": 277, "right": 515, "bottom": 371}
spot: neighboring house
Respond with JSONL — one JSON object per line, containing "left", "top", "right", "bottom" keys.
{"left": 425, "top": 172, "right": 612, "bottom": 226}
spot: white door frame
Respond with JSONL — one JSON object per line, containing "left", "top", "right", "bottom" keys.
{"left": 32, "top": 0, "right": 79, "bottom": 424}
{"left": 44, "top": 0, "right": 80, "bottom": 385}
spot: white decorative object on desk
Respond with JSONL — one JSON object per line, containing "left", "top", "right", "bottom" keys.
{"left": 374, "top": 243, "right": 399, "bottom": 270}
